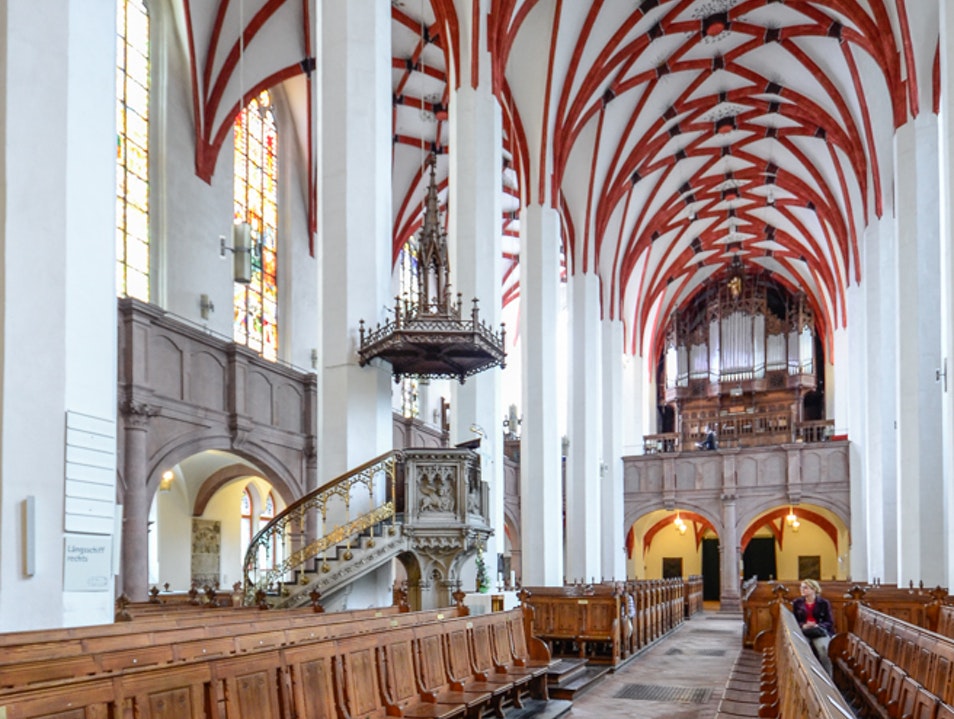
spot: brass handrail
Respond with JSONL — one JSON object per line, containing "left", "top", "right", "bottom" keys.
{"left": 242, "top": 450, "right": 400, "bottom": 603}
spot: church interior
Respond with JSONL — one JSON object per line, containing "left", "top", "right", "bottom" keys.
{"left": 1, "top": 0, "right": 953, "bottom": 717}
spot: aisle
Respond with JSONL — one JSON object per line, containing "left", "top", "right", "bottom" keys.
{"left": 565, "top": 612, "right": 744, "bottom": 719}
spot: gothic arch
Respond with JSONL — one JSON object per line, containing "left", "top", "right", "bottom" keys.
{"left": 192, "top": 463, "right": 297, "bottom": 517}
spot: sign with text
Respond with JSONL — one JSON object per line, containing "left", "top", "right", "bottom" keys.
{"left": 64, "top": 535, "right": 112, "bottom": 591}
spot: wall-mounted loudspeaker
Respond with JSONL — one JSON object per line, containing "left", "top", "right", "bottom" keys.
{"left": 233, "top": 222, "right": 252, "bottom": 284}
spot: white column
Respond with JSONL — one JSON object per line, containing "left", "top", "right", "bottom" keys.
{"left": 565, "top": 272, "right": 602, "bottom": 582}
{"left": 0, "top": 1, "right": 118, "bottom": 629}
{"left": 601, "top": 319, "right": 625, "bottom": 580}
{"left": 519, "top": 205, "right": 563, "bottom": 585}
{"left": 894, "top": 116, "right": 945, "bottom": 586}
{"left": 869, "top": 216, "right": 899, "bottom": 582}
{"left": 939, "top": 0, "right": 954, "bottom": 590}
{"left": 447, "top": 15, "right": 504, "bottom": 566}
{"left": 839, "top": 281, "right": 869, "bottom": 582}
{"left": 622, "top": 351, "right": 648, "bottom": 455}
{"left": 317, "top": 0, "right": 393, "bottom": 478}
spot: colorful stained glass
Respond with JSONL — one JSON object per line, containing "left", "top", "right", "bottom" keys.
{"left": 116, "top": 0, "right": 150, "bottom": 300}
{"left": 233, "top": 90, "right": 278, "bottom": 361}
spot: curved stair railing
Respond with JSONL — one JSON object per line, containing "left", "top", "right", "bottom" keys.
{"left": 242, "top": 450, "right": 400, "bottom": 604}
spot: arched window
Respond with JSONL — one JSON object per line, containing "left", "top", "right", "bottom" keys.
{"left": 233, "top": 90, "right": 278, "bottom": 361}
{"left": 116, "top": 0, "right": 150, "bottom": 300}
{"left": 240, "top": 487, "right": 253, "bottom": 562}
{"left": 258, "top": 491, "right": 279, "bottom": 570}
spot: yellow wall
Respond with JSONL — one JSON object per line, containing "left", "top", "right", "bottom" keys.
{"left": 626, "top": 505, "right": 850, "bottom": 582}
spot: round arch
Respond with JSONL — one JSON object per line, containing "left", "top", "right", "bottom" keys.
{"left": 143, "top": 431, "right": 303, "bottom": 502}
{"left": 739, "top": 503, "right": 850, "bottom": 582}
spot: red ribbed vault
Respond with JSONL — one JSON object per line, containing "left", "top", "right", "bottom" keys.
{"left": 174, "top": 1, "right": 929, "bottom": 365}
{"left": 389, "top": 0, "right": 924, "bottom": 364}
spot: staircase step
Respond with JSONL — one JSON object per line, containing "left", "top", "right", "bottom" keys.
{"left": 547, "top": 664, "right": 611, "bottom": 701}
{"left": 503, "top": 698, "right": 572, "bottom": 719}
{"left": 546, "top": 658, "right": 589, "bottom": 684}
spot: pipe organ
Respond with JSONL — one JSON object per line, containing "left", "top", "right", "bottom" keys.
{"left": 660, "top": 265, "right": 820, "bottom": 448}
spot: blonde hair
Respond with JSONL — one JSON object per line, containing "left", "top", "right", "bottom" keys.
{"left": 801, "top": 579, "right": 822, "bottom": 594}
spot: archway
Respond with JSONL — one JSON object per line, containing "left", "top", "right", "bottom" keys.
{"left": 149, "top": 449, "right": 292, "bottom": 595}
{"left": 626, "top": 509, "right": 719, "bottom": 597}
{"left": 740, "top": 504, "right": 849, "bottom": 582}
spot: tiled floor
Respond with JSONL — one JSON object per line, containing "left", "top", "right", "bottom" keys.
{"left": 566, "top": 611, "right": 745, "bottom": 719}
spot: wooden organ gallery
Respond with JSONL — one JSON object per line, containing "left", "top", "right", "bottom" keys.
{"left": 660, "top": 259, "right": 824, "bottom": 449}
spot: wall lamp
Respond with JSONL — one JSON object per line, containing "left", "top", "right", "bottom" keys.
{"left": 159, "top": 470, "right": 175, "bottom": 493}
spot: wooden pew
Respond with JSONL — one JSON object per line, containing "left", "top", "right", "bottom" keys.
{"left": 524, "top": 579, "right": 686, "bottom": 665}
{"left": 831, "top": 602, "right": 954, "bottom": 718}
{"left": 279, "top": 636, "right": 342, "bottom": 719}
{"left": 0, "top": 604, "right": 437, "bottom": 684}
{"left": 684, "top": 575, "right": 704, "bottom": 618}
{"left": 0, "top": 606, "right": 551, "bottom": 719}
{"left": 489, "top": 612, "right": 549, "bottom": 701}
{"left": 466, "top": 614, "right": 534, "bottom": 702}
{"left": 118, "top": 661, "right": 214, "bottom": 719}
{"left": 375, "top": 628, "right": 467, "bottom": 719}
{"left": 414, "top": 622, "right": 493, "bottom": 719}
{"left": 935, "top": 604, "right": 954, "bottom": 639}
{"left": 717, "top": 602, "right": 856, "bottom": 719}
{"left": 742, "top": 581, "right": 950, "bottom": 647}
{"left": 444, "top": 623, "right": 512, "bottom": 717}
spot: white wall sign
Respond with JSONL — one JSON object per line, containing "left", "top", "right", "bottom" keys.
{"left": 64, "top": 535, "right": 112, "bottom": 591}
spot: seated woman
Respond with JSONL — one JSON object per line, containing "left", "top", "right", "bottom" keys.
{"left": 792, "top": 579, "right": 834, "bottom": 675}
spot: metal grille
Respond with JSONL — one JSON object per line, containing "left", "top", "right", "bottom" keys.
{"left": 614, "top": 684, "right": 712, "bottom": 704}
{"left": 665, "top": 648, "right": 726, "bottom": 657}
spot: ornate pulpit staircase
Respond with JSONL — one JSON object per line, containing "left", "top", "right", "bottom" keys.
{"left": 243, "top": 449, "right": 492, "bottom": 609}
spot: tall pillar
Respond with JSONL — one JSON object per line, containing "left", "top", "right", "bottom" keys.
{"left": 894, "top": 116, "right": 945, "bottom": 586}
{"left": 446, "top": 0, "right": 504, "bottom": 565}
{"left": 565, "top": 271, "right": 602, "bottom": 582}
{"left": 622, "top": 351, "right": 648, "bottom": 455}
{"left": 939, "top": 0, "right": 954, "bottom": 590}
{"left": 0, "top": 1, "right": 118, "bottom": 630}
{"left": 865, "top": 216, "right": 899, "bottom": 582}
{"left": 317, "top": 0, "right": 393, "bottom": 479}
{"left": 720, "top": 493, "right": 741, "bottom": 611}
{"left": 121, "top": 406, "right": 154, "bottom": 600}
{"left": 601, "top": 319, "right": 625, "bottom": 580}
{"left": 841, "top": 280, "right": 869, "bottom": 582}
{"left": 519, "top": 205, "right": 563, "bottom": 585}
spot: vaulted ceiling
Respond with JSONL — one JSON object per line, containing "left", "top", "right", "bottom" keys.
{"left": 177, "top": 0, "right": 938, "bottom": 362}
{"left": 391, "top": 0, "right": 936, "bottom": 360}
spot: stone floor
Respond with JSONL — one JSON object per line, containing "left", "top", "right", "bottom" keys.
{"left": 565, "top": 611, "right": 745, "bottom": 719}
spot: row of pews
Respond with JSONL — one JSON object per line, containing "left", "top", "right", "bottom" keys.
{"left": 717, "top": 603, "right": 856, "bottom": 718}
{"left": 742, "top": 580, "right": 950, "bottom": 647}
{"left": 524, "top": 577, "right": 702, "bottom": 666}
{"left": 832, "top": 603, "right": 954, "bottom": 719}
{"left": 0, "top": 599, "right": 556, "bottom": 719}
{"left": 740, "top": 580, "right": 954, "bottom": 719}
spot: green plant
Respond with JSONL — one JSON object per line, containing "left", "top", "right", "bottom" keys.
{"left": 475, "top": 547, "right": 490, "bottom": 593}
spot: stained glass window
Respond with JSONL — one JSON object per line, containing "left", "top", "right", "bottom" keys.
{"left": 259, "top": 492, "right": 279, "bottom": 570}
{"left": 240, "top": 488, "right": 253, "bottom": 562}
{"left": 116, "top": 0, "right": 150, "bottom": 300}
{"left": 234, "top": 91, "right": 278, "bottom": 361}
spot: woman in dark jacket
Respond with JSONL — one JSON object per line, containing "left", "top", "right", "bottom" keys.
{"left": 791, "top": 579, "right": 834, "bottom": 675}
